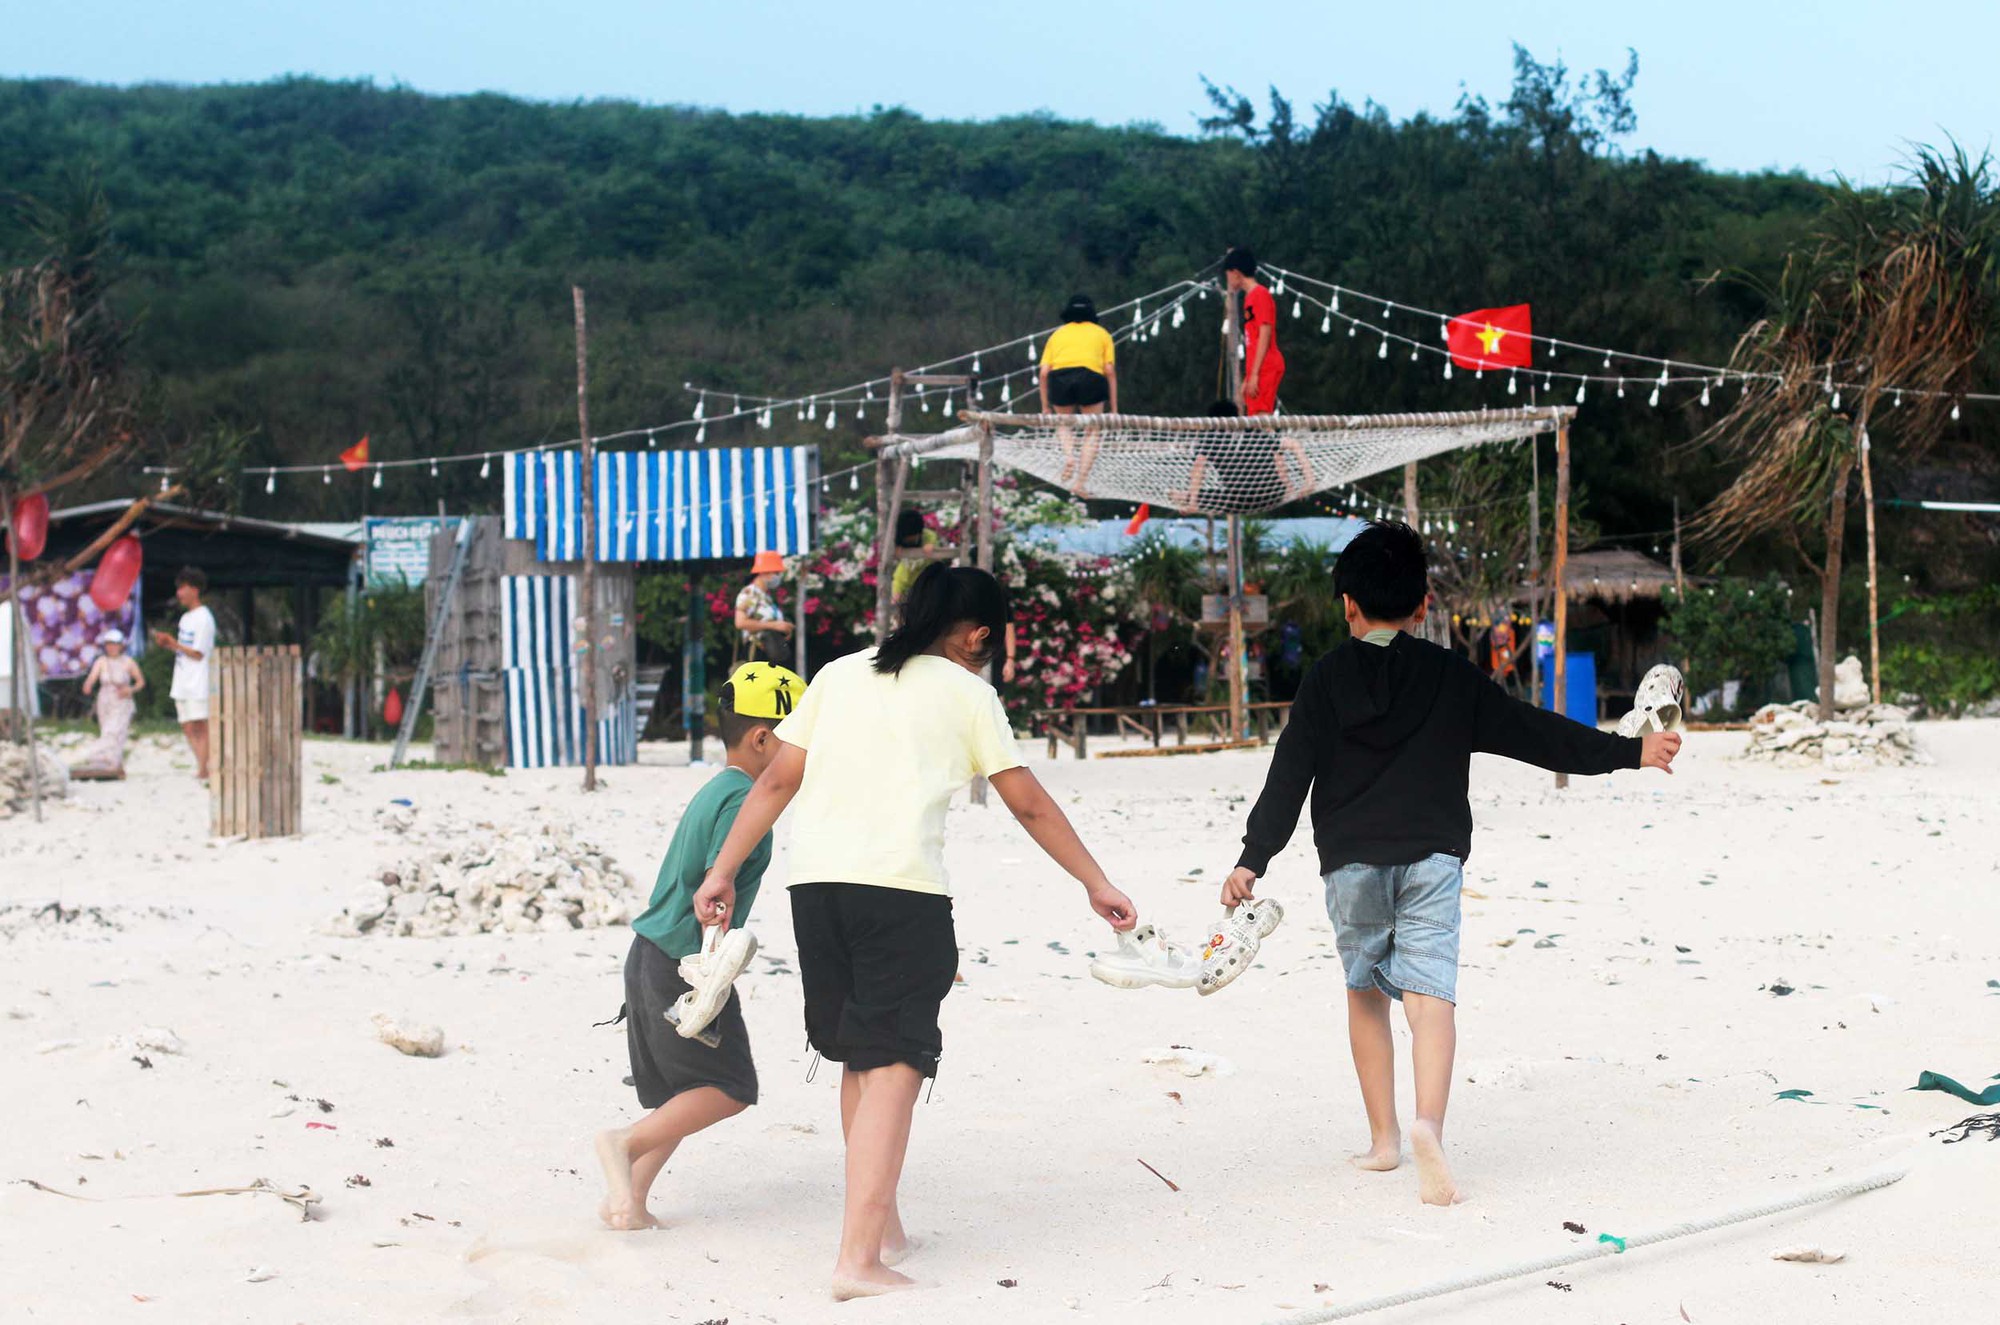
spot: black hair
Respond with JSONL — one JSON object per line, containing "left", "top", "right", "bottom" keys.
{"left": 716, "top": 680, "right": 781, "bottom": 749}
{"left": 175, "top": 566, "right": 208, "bottom": 593}
{"left": 1223, "top": 247, "right": 1257, "bottom": 278}
{"left": 1334, "top": 520, "right": 1428, "bottom": 622}
{"left": 1062, "top": 293, "right": 1097, "bottom": 324}
{"left": 874, "top": 563, "right": 1009, "bottom": 676}
{"left": 895, "top": 508, "right": 926, "bottom": 548}
{"left": 1207, "top": 399, "right": 1240, "bottom": 417}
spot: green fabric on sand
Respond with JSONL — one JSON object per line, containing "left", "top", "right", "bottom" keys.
{"left": 630, "top": 765, "right": 772, "bottom": 960}
{"left": 1912, "top": 1070, "right": 2000, "bottom": 1106}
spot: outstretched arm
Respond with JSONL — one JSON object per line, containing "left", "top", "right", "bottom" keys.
{"left": 989, "top": 767, "right": 1136, "bottom": 929}
{"left": 1473, "top": 675, "right": 1644, "bottom": 775}
{"left": 695, "top": 742, "right": 806, "bottom": 923}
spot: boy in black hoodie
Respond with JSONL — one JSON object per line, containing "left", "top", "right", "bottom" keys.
{"left": 1220, "top": 521, "right": 1679, "bottom": 1205}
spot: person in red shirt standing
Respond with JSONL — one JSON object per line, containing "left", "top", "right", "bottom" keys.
{"left": 1225, "top": 247, "right": 1284, "bottom": 415}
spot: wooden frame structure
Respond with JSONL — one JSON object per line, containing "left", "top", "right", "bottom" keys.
{"left": 210, "top": 645, "right": 303, "bottom": 839}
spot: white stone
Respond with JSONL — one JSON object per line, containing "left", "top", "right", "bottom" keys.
{"left": 1832, "top": 655, "right": 1869, "bottom": 709}
{"left": 372, "top": 1012, "right": 444, "bottom": 1058}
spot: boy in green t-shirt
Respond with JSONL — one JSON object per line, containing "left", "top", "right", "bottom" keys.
{"left": 594, "top": 661, "right": 804, "bottom": 1231}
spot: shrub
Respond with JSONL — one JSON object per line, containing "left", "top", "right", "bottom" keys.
{"left": 1662, "top": 573, "right": 1798, "bottom": 715}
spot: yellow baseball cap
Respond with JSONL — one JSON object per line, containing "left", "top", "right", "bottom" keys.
{"left": 726, "top": 662, "right": 805, "bottom": 719}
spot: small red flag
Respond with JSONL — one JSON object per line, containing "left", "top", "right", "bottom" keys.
{"left": 1124, "top": 503, "right": 1153, "bottom": 536}
{"left": 1445, "top": 305, "right": 1533, "bottom": 371}
{"left": 340, "top": 435, "right": 371, "bottom": 471}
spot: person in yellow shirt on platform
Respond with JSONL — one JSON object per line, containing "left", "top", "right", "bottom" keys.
{"left": 696, "top": 563, "right": 1139, "bottom": 1302}
{"left": 1037, "top": 294, "right": 1117, "bottom": 498}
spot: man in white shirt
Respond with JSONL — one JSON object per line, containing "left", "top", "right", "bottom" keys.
{"left": 152, "top": 565, "right": 216, "bottom": 781}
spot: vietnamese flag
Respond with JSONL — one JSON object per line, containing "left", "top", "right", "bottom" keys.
{"left": 1125, "top": 503, "right": 1152, "bottom": 536}
{"left": 1445, "top": 305, "right": 1533, "bottom": 371}
{"left": 340, "top": 435, "right": 371, "bottom": 472}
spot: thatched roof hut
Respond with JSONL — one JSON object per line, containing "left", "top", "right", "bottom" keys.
{"left": 1557, "top": 548, "right": 1684, "bottom": 604}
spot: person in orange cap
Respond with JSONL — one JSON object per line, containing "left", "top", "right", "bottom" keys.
{"left": 735, "top": 551, "right": 794, "bottom": 662}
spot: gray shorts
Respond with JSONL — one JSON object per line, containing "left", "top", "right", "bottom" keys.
{"left": 623, "top": 935, "right": 758, "bottom": 1109}
{"left": 1323, "top": 853, "right": 1463, "bottom": 1004}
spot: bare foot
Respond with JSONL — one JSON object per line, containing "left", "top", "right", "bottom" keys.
{"left": 1410, "top": 1120, "right": 1462, "bottom": 1206}
{"left": 880, "top": 1234, "right": 923, "bottom": 1268}
{"left": 1349, "top": 1133, "right": 1402, "bottom": 1172}
{"left": 594, "top": 1128, "right": 649, "bottom": 1230}
{"left": 831, "top": 1264, "right": 917, "bottom": 1301}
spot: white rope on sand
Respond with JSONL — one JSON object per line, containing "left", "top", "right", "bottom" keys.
{"left": 1263, "top": 1166, "right": 1907, "bottom": 1324}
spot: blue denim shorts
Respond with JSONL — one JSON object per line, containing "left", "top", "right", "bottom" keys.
{"left": 1323, "top": 853, "right": 1463, "bottom": 1004}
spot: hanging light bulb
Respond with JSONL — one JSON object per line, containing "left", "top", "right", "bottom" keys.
{"left": 1320, "top": 312, "right": 1332, "bottom": 334}
{"left": 1700, "top": 382, "right": 1711, "bottom": 407}
{"left": 1380, "top": 301, "right": 1392, "bottom": 320}
{"left": 1348, "top": 323, "right": 1358, "bottom": 338}
{"left": 323, "top": 470, "right": 331, "bottom": 485}
{"left": 1378, "top": 337, "right": 1389, "bottom": 359}
{"left": 373, "top": 467, "right": 383, "bottom": 489}
{"left": 1448, "top": 517, "right": 1458, "bottom": 535}
{"left": 759, "top": 409, "right": 772, "bottom": 429}
{"left": 693, "top": 392, "right": 706, "bottom": 421}
{"left": 1172, "top": 303, "right": 1186, "bottom": 328}
{"left": 429, "top": 460, "right": 439, "bottom": 479}
{"left": 1026, "top": 338, "right": 1037, "bottom": 363}
{"left": 1476, "top": 367, "right": 1484, "bottom": 381}
{"left": 1292, "top": 299, "right": 1302, "bottom": 319}
{"left": 1331, "top": 291, "right": 1340, "bottom": 313}
{"left": 1410, "top": 345, "right": 1419, "bottom": 362}
{"left": 1603, "top": 352, "right": 1612, "bottom": 370}
{"left": 849, "top": 470, "right": 859, "bottom": 491}
{"left": 1544, "top": 372, "right": 1554, "bottom": 390}
{"left": 1832, "top": 388, "right": 1842, "bottom": 409}
{"left": 1132, "top": 305, "right": 1143, "bottom": 328}
{"left": 795, "top": 401, "right": 805, "bottom": 422}
{"left": 1150, "top": 316, "right": 1161, "bottom": 337}
{"left": 1507, "top": 372, "right": 1518, "bottom": 395}
{"left": 1893, "top": 390, "right": 1903, "bottom": 408}
{"left": 646, "top": 429, "right": 657, "bottom": 448}
{"left": 1274, "top": 276, "right": 1285, "bottom": 295}
{"left": 732, "top": 395, "right": 741, "bottom": 415}
{"left": 922, "top": 396, "right": 931, "bottom": 413}
{"left": 1648, "top": 384, "right": 1661, "bottom": 407}
{"left": 265, "top": 473, "right": 276, "bottom": 495}
{"left": 480, "top": 456, "right": 491, "bottom": 479}
{"left": 825, "top": 409, "right": 837, "bottom": 430}
{"left": 1951, "top": 400, "right": 1962, "bottom": 420}
{"left": 807, "top": 397, "right": 818, "bottom": 421}
{"left": 1575, "top": 382, "right": 1588, "bottom": 404}
{"left": 1617, "top": 378, "right": 1626, "bottom": 398}
{"left": 1443, "top": 360, "right": 1454, "bottom": 381}
{"left": 696, "top": 422, "right": 707, "bottom": 443}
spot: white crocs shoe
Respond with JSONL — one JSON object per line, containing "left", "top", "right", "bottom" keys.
{"left": 1089, "top": 924, "right": 1201, "bottom": 990}
{"left": 669, "top": 926, "right": 757, "bottom": 1041}
{"left": 1616, "top": 663, "right": 1687, "bottom": 738}
{"left": 1196, "top": 897, "right": 1284, "bottom": 997}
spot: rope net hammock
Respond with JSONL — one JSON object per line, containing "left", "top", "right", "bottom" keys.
{"left": 879, "top": 407, "right": 1573, "bottom": 516}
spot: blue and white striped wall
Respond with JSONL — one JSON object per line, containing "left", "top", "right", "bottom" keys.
{"left": 500, "top": 574, "right": 637, "bottom": 770}
{"left": 504, "top": 446, "right": 816, "bottom": 562}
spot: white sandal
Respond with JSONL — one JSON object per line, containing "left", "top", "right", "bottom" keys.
{"left": 1616, "top": 663, "right": 1687, "bottom": 737}
{"left": 669, "top": 926, "right": 757, "bottom": 1040}
{"left": 1196, "top": 897, "right": 1284, "bottom": 996}
{"left": 1089, "top": 924, "right": 1201, "bottom": 990}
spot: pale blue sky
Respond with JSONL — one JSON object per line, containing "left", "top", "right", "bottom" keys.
{"left": 4, "top": 0, "right": 1993, "bottom": 178}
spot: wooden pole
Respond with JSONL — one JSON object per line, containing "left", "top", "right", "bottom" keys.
{"left": 873, "top": 368, "right": 905, "bottom": 645}
{"left": 1528, "top": 438, "right": 1542, "bottom": 709}
{"left": 793, "top": 558, "right": 807, "bottom": 676}
{"left": 1224, "top": 282, "right": 1244, "bottom": 410}
{"left": 1859, "top": 427, "right": 1881, "bottom": 703}
{"left": 1403, "top": 461, "right": 1419, "bottom": 527}
{"left": 1552, "top": 419, "right": 1571, "bottom": 789}
{"left": 573, "top": 285, "right": 598, "bottom": 791}
{"left": 1671, "top": 495, "right": 1686, "bottom": 596}
{"left": 3, "top": 488, "right": 42, "bottom": 822}
{"left": 1227, "top": 516, "right": 1246, "bottom": 740}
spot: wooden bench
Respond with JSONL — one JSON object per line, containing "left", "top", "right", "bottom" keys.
{"left": 1031, "top": 700, "right": 1294, "bottom": 759}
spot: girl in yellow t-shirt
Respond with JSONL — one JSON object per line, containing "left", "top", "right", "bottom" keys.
{"left": 696, "top": 563, "right": 1138, "bottom": 1302}
{"left": 1037, "top": 294, "right": 1118, "bottom": 497}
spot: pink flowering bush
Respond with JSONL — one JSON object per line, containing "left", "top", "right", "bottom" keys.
{"left": 801, "top": 479, "right": 1137, "bottom": 715}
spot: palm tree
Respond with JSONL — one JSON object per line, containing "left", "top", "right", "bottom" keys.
{"left": 1693, "top": 145, "right": 2000, "bottom": 718}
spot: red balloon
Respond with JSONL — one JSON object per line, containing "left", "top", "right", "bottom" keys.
{"left": 6, "top": 493, "right": 48, "bottom": 562}
{"left": 88, "top": 535, "right": 143, "bottom": 613}
{"left": 383, "top": 688, "right": 404, "bottom": 726}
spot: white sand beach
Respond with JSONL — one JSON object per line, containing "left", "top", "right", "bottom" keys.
{"left": 3, "top": 722, "right": 1997, "bottom": 1323}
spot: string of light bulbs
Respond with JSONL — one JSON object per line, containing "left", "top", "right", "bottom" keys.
{"left": 1260, "top": 261, "right": 1998, "bottom": 415}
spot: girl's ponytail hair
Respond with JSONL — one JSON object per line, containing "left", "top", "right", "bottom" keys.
{"left": 874, "top": 563, "right": 1010, "bottom": 676}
